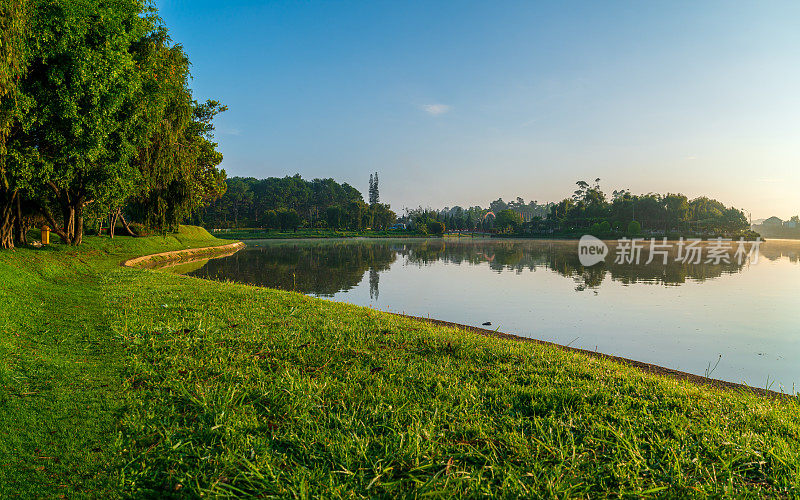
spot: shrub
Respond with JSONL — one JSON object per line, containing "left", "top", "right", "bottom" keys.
{"left": 277, "top": 208, "right": 301, "bottom": 231}
{"left": 426, "top": 220, "right": 445, "bottom": 235}
{"left": 627, "top": 220, "right": 641, "bottom": 236}
{"left": 264, "top": 210, "right": 278, "bottom": 229}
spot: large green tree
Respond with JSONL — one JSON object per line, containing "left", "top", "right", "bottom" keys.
{"left": 663, "top": 193, "right": 690, "bottom": 232}
{"left": 1, "top": 0, "right": 226, "bottom": 247}
{"left": 495, "top": 209, "right": 523, "bottom": 232}
{"left": 0, "top": 0, "right": 29, "bottom": 248}
{"left": 126, "top": 32, "right": 227, "bottom": 232}
{"left": 13, "top": 0, "right": 154, "bottom": 245}
{"left": 370, "top": 203, "right": 396, "bottom": 230}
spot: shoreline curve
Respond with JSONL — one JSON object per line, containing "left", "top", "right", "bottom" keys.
{"left": 122, "top": 241, "right": 246, "bottom": 268}
{"left": 391, "top": 313, "right": 794, "bottom": 400}
{"left": 120, "top": 241, "right": 794, "bottom": 400}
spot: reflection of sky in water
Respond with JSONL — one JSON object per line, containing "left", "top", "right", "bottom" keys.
{"left": 181, "top": 239, "right": 800, "bottom": 394}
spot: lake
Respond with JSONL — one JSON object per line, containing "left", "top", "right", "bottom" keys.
{"left": 165, "top": 237, "right": 800, "bottom": 394}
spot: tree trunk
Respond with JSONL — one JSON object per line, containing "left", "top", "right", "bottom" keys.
{"left": 39, "top": 198, "right": 84, "bottom": 245}
{"left": 39, "top": 184, "right": 88, "bottom": 245}
{"left": 0, "top": 221, "right": 12, "bottom": 249}
{"left": 0, "top": 189, "right": 17, "bottom": 249}
{"left": 13, "top": 193, "right": 26, "bottom": 246}
{"left": 0, "top": 204, "right": 14, "bottom": 249}
{"left": 73, "top": 204, "right": 83, "bottom": 245}
{"left": 62, "top": 204, "right": 76, "bottom": 243}
{"left": 119, "top": 211, "right": 136, "bottom": 237}
{"left": 108, "top": 208, "right": 119, "bottom": 239}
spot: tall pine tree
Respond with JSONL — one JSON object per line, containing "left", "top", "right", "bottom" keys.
{"left": 368, "top": 172, "right": 379, "bottom": 205}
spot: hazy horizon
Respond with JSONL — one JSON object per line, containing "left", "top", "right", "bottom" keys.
{"left": 158, "top": 0, "right": 800, "bottom": 219}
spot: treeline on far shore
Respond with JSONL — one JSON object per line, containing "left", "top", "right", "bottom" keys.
{"left": 196, "top": 176, "right": 397, "bottom": 232}
{"left": 197, "top": 177, "right": 758, "bottom": 240}
{"left": 404, "top": 180, "right": 759, "bottom": 239}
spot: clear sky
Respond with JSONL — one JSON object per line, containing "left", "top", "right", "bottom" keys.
{"left": 156, "top": 0, "right": 800, "bottom": 219}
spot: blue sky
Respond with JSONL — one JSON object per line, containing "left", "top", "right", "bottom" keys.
{"left": 156, "top": 0, "right": 800, "bottom": 219}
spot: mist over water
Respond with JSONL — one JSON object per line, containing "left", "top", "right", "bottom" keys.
{"left": 169, "top": 238, "right": 800, "bottom": 394}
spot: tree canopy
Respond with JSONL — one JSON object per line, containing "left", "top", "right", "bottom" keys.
{"left": 0, "top": 0, "right": 227, "bottom": 247}
{"left": 200, "top": 175, "right": 396, "bottom": 231}
{"left": 540, "top": 181, "right": 750, "bottom": 236}
{"left": 495, "top": 209, "right": 524, "bottom": 232}
{"left": 401, "top": 181, "right": 751, "bottom": 237}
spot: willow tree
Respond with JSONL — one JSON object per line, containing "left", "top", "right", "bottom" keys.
{"left": 127, "top": 31, "right": 226, "bottom": 233}
{"left": 16, "top": 0, "right": 154, "bottom": 245}
{"left": 0, "top": 0, "right": 29, "bottom": 248}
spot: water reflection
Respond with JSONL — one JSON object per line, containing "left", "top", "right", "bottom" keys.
{"left": 183, "top": 239, "right": 760, "bottom": 296}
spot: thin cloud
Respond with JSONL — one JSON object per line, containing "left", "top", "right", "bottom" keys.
{"left": 421, "top": 103, "right": 451, "bottom": 116}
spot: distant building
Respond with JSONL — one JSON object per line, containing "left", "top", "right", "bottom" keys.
{"left": 752, "top": 216, "right": 800, "bottom": 239}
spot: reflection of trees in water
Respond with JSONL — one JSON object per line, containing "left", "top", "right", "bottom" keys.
{"left": 403, "top": 240, "right": 751, "bottom": 291}
{"left": 187, "top": 241, "right": 395, "bottom": 296}
{"left": 187, "top": 239, "right": 798, "bottom": 296}
{"left": 369, "top": 268, "right": 379, "bottom": 300}
{"left": 759, "top": 242, "right": 800, "bottom": 263}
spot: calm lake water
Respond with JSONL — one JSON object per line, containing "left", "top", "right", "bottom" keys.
{"left": 166, "top": 238, "right": 800, "bottom": 394}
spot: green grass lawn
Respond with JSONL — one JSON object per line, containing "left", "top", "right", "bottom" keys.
{"left": 1, "top": 226, "right": 798, "bottom": 497}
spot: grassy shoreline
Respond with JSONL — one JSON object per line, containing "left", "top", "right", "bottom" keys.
{"left": 211, "top": 228, "right": 432, "bottom": 240}
{"left": 1, "top": 226, "right": 799, "bottom": 497}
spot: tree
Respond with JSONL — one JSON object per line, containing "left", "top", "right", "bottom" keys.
{"left": 368, "top": 172, "right": 380, "bottom": 205}
{"left": 16, "top": 0, "right": 156, "bottom": 245}
{"left": 663, "top": 193, "right": 690, "bottom": 231}
{"left": 346, "top": 201, "right": 368, "bottom": 230}
{"left": 325, "top": 205, "right": 344, "bottom": 229}
{"left": 465, "top": 212, "right": 475, "bottom": 231}
{"left": 126, "top": 29, "right": 227, "bottom": 234}
{"left": 370, "top": 203, "right": 396, "bottom": 230}
{"left": 277, "top": 208, "right": 301, "bottom": 231}
{"left": 264, "top": 210, "right": 278, "bottom": 229}
{"left": 495, "top": 209, "right": 523, "bottom": 232}
{"left": 489, "top": 198, "right": 508, "bottom": 214}
{"left": 0, "top": 0, "right": 229, "bottom": 248}
{"left": 426, "top": 219, "right": 445, "bottom": 235}
{"left": 404, "top": 182, "right": 752, "bottom": 239}
{"left": 0, "top": 0, "right": 29, "bottom": 248}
